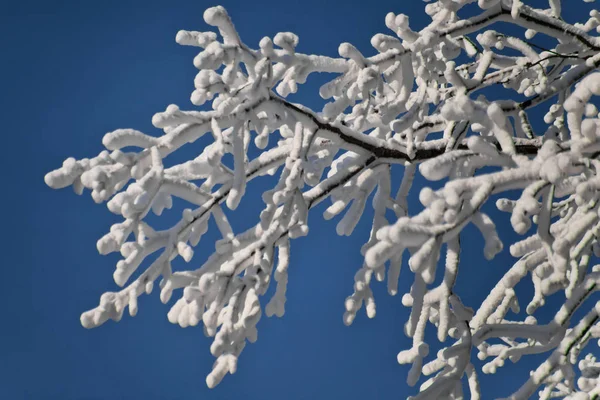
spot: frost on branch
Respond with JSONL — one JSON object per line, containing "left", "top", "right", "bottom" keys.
{"left": 45, "top": 0, "right": 600, "bottom": 398}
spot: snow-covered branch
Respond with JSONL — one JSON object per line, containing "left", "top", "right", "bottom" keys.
{"left": 46, "top": 0, "right": 600, "bottom": 398}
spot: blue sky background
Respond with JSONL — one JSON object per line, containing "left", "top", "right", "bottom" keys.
{"left": 2, "top": 0, "right": 599, "bottom": 399}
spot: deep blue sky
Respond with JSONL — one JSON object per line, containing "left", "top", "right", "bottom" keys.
{"left": 2, "top": 0, "right": 598, "bottom": 399}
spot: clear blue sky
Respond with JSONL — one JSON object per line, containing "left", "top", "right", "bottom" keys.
{"left": 2, "top": 0, "right": 598, "bottom": 399}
